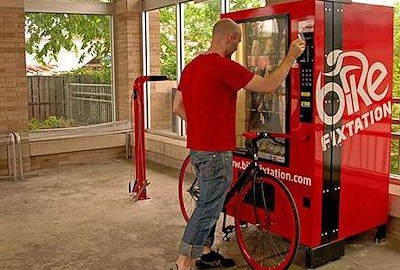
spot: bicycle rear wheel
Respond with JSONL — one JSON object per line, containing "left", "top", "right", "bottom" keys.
{"left": 235, "top": 174, "right": 299, "bottom": 270}
{"left": 178, "top": 155, "right": 198, "bottom": 222}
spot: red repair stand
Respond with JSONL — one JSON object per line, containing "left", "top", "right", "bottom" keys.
{"left": 129, "top": 75, "right": 168, "bottom": 201}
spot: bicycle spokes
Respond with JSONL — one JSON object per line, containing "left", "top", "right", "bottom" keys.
{"left": 179, "top": 156, "right": 198, "bottom": 222}
{"left": 188, "top": 180, "right": 200, "bottom": 201}
{"left": 235, "top": 176, "right": 299, "bottom": 270}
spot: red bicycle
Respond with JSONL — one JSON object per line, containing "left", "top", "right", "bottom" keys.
{"left": 178, "top": 132, "right": 300, "bottom": 270}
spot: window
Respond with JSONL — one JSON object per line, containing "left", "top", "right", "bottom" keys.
{"left": 25, "top": 13, "right": 113, "bottom": 127}
{"left": 143, "top": 1, "right": 220, "bottom": 137}
{"left": 390, "top": 1, "right": 400, "bottom": 177}
{"left": 145, "top": 6, "right": 178, "bottom": 136}
{"left": 142, "top": 0, "right": 273, "bottom": 138}
{"left": 229, "top": 0, "right": 265, "bottom": 12}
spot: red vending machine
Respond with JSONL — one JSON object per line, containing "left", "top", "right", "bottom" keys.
{"left": 223, "top": 0, "right": 393, "bottom": 267}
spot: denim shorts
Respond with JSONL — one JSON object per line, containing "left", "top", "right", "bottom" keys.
{"left": 178, "top": 150, "right": 233, "bottom": 258}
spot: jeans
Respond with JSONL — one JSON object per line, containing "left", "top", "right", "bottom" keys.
{"left": 178, "top": 150, "right": 233, "bottom": 259}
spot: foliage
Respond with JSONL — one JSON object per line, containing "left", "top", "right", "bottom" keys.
{"left": 158, "top": 0, "right": 268, "bottom": 79}
{"left": 229, "top": 0, "right": 265, "bottom": 11}
{"left": 25, "top": 13, "right": 111, "bottom": 78}
{"left": 391, "top": 2, "right": 400, "bottom": 174}
{"left": 183, "top": 0, "right": 220, "bottom": 64}
{"left": 29, "top": 116, "right": 74, "bottom": 130}
{"left": 160, "top": 6, "right": 177, "bottom": 80}
{"left": 66, "top": 66, "right": 112, "bottom": 84}
{"left": 392, "top": 0, "right": 400, "bottom": 111}
{"left": 158, "top": 0, "right": 220, "bottom": 79}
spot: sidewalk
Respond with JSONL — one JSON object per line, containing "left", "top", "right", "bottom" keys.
{"left": 0, "top": 158, "right": 399, "bottom": 270}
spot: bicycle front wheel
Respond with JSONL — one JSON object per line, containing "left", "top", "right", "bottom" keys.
{"left": 178, "top": 155, "right": 198, "bottom": 222}
{"left": 235, "top": 174, "right": 299, "bottom": 270}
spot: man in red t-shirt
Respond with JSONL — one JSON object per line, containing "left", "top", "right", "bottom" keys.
{"left": 171, "top": 18, "right": 305, "bottom": 270}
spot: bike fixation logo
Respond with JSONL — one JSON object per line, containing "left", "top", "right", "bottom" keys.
{"left": 316, "top": 50, "right": 391, "bottom": 152}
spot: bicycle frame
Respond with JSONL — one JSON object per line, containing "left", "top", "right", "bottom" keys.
{"left": 219, "top": 155, "right": 263, "bottom": 241}
{"left": 223, "top": 157, "right": 261, "bottom": 211}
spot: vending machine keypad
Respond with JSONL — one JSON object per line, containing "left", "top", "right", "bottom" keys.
{"left": 299, "top": 32, "right": 314, "bottom": 123}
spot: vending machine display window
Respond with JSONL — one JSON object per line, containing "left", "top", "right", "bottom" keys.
{"left": 240, "top": 15, "right": 289, "bottom": 164}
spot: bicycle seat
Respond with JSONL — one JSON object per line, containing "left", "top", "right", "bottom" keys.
{"left": 242, "top": 132, "right": 265, "bottom": 156}
{"left": 242, "top": 131, "right": 258, "bottom": 140}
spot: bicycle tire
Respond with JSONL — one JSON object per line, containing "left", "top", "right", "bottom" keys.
{"left": 235, "top": 174, "right": 300, "bottom": 270}
{"left": 178, "top": 155, "right": 198, "bottom": 222}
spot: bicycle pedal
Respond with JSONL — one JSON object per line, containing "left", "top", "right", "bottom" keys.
{"left": 223, "top": 234, "right": 231, "bottom": 242}
{"left": 222, "top": 225, "right": 235, "bottom": 242}
{"left": 222, "top": 225, "right": 235, "bottom": 233}
{"left": 222, "top": 225, "right": 235, "bottom": 234}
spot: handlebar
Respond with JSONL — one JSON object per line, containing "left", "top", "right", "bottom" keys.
{"left": 242, "top": 131, "right": 309, "bottom": 144}
{"left": 241, "top": 131, "right": 309, "bottom": 157}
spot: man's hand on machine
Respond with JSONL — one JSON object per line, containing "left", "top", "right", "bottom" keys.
{"left": 287, "top": 38, "right": 306, "bottom": 61}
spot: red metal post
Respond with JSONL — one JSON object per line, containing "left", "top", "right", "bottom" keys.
{"left": 130, "top": 75, "right": 168, "bottom": 201}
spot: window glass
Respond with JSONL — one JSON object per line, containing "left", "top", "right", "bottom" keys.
{"left": 183, "top": 0, "right": 220, "bottom": 64}
{"left": 229, "top": 0, "right": 265, "bottom": 12}
{"left": 390, "top": 1, "right": 400, "bottom": 176}
{"left": 236, "top": 16, "right": 289, "bottom": 163}
{"left": 25, "top": 13, "right": 113, "bottom": 127}
{"left": 147, "top": 6, "right": 179, "bottom": 136}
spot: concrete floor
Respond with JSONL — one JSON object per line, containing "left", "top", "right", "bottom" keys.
{"left": 0, "top": 158, "right": 399, "bottom": 270}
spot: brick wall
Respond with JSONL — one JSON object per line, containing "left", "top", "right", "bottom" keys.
{"left": 113, "top": 0, "right": 162, "bottom": 122}
{"left": 31, "top": 147, "right": 125, "bottom": 170}
{"left": 149, "top": 80, "right": 177, "bottom": 131}
{"left": 114, "top": 0, "right": 142, "bottom": 121}
{"left": 0, "top": 0, "right": 30, "bottom": 176}
{"left": 0, "top": 0, "right": 28, "bottom": 133}
{"left": 148, "top": 10, "right": 161, "bottom": 75}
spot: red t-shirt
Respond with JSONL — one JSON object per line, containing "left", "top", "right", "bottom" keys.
{"left": 178, "top": 53, "right": 254, "bottom": 151}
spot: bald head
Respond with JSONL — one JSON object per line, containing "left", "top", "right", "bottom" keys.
{"left": 208, "top": 18, "right": 242, "bottom": 57}
{"left": 212, "top": 18, "right": 241, "bottom": 40}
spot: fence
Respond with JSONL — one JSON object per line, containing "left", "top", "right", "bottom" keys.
{"left": 27, "top": 76, "right": 113, "bottom": 126}
{"left": 67, "top": 83, "right": 113, "bottom": 125}
{"left": 27, "top": 76, "right": 68, "bottom": 120}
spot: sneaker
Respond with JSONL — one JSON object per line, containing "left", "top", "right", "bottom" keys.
{"left": 195, "top": 250, "right": 235, "bottom": 269}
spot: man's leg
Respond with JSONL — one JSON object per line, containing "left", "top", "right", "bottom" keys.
{"left": 175, "top": 151, "right": 232, "bottom": 269}
{"left": 194, "top": 152, "right": 235, "bottom": 269}
{"left": 203, "top": 222, "right": 217, "bottom": 250}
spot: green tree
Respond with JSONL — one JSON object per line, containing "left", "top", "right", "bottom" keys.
{"left": 160, "top": 6, "right": 177, "bottom": 80}
{"left": 158, "top": 0, "right": 268, "bottom": 79}
{"left": 159, "top": 0, "right": 220, "bottom": 80}
{"left": 391, "top": 2, "right": 400, "bottom": 174}
{"left": 229, "top": 0, "right": 265, "bottom": 11}
{"left": 26, "top": 13, "right": 111, "bottom": 82}
{"left": 394, "top": 2, "right": 400, "bottom": 97}
{"left": 183, "top": 0, "right": 220, "bottom": 64}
